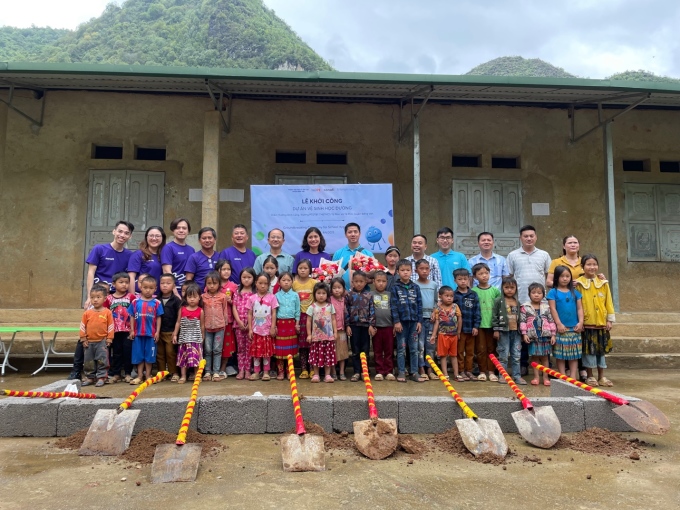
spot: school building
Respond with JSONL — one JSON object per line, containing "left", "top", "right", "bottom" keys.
{"left": 1, "top": 63, "right": 680, "bottom": 314}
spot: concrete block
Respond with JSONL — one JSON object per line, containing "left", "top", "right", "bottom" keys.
{"left": 197, "top": 395, "right": 267, "bottom": 434}
{"left": 32, "top": 379, "right": 82, "bottom": 393}
{"left": 57, "top": 399, "right": 123, "bottom": 436}
{"left": 266, "top": 395, "right": 333, "bottom": 433}
{"left": 577, "top": 396, "right": 637, "bottom": 432}
{"left": 397, "top": 397, "right": 462, "bottom": 434}
{"left": 550, "top": 379, "right": 591, "bottom": 398}
{"left": 0, "top": 398, "right": 61, "bottom": 437}
{"left": 332, "top": 396, "right": 398, "bottom": 433}
{"left": 528, "top": 397, "right": 585, "bottom": 433}
{"left": 465, "top": 397, "right": 522, "bottom": 433}
{"left": 132, "top": 398, "right": 196, "bottom": 434}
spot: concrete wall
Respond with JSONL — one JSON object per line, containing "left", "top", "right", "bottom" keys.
{"left": 1, "top": 90, "right": 679, "bottom": 309}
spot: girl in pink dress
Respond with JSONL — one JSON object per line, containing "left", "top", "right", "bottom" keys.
{"left": 232, "top": 267, "right": 256, "bottom": 380}
{"left": 247, "top": 273, "right": 279, "bottom": 381}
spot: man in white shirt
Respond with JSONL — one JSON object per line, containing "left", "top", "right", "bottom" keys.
{"left": 506, "top": 225, "right": 551, "bottom": 304}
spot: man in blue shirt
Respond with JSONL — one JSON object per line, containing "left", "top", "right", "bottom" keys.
{"left": 332, "top": 223, "right": 374, "bottom": 287}
{"left": 430, "top": 227, "right": 470, "bottom": 290}
{"left": 468, "top": 232, "right": 510, "bottom": 289}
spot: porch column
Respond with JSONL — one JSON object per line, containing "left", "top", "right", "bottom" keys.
{"left": 202, "top": 110, "right": 221, "bottom": 230}
{"left": 603, "top": 121, "right": 620, "bottom": 311}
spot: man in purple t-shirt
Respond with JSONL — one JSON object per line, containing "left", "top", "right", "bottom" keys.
{"left": 219, "top": 224, "right": 256, "bottom": 284}
{"left": 73, "top": 220, "right": 134, "bottom": 380}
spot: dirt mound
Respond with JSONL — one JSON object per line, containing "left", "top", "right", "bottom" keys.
{"left": 53, "top": 428, "right": 224, "bottom": 465}
{"left": 398, "top": 435, "right": 428, "bottom": 459}
{"left": 431, "top": 427, "right": 507, "bottom": 465}
{"left": 562, "top": 428, "right": 644, "bottom": 456}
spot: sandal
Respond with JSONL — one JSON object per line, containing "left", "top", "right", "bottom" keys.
{"left": 598, "top": 377, "right": 614, "bottom": 387}
{"left": 310, "top": 375, "right": 321, "bottom": 383}
{"left": 385, "top": 373, "right": 396, "bottom": 381}
{"left": 456, "top": 374, "right": 466, "bottom": 382}
{"left": 236, "top": 371, "right": 245, "bottom": 380}
{"left": 203, "top": 373, "right": 212, "bottom": 382}
{"left": 460, "top": 372, "right": 470, "bottom": 381}
{"left": 177, "top": 377, "right": 186, "bottom": 384}
{"left": 212, "top": 373, "right": 222, "bottom": 382}
{"left": 516, "top": 378, "right": 528, "bottom": 385}
{"left": 124, "top": 375, "right": 132, "bottom": 383}
{"left": 543, "top": 379, "right": 551, "bottom": 386}
{"left": 428, "top": 372, "right": 438, "bottom": 380}
{"left": 324, "top": 375, "right": 334, "bottom": 383}
{"left": 374, "top": 374, "right": 384, "bottom": 381}
{"left": 466, "top": 372, "right": 478, "bottom": 381}
{"left": 586, "top": 377, "right": 599, "bottom": 387}
{"left": 489, "top": 373, "right": 499, "bottom": 382}
{"left": 412, "top": 373, "right": 427, "bottom": 383}
{"left": 298, "top": 370, "right": 309, "bottom": 379}
{"left": 170, "top": 374, "right": 180, "bottom": 383}
{"left": 261, "top": 373, "right": 271, "bottom": 381}
{"left": 276, "top": 372, "right": 285, "bottom": 380}
{"left": 339, "top": 374, "right": 347, "bottom": 381}
{"left": 105, "top": 376, "right": 119, "bottom": 384}
{"left": 129, "top": 378, "right": 142, "bottom": 385}
{"left": 248, "top": 373, "right": 260, "bottom": 381}
{"left": 350, "top": 373, "right": 361, "bottom": 382}
{"left": 477, "top": 373, "right": 487, "bottom": 382}
{"left": 530, "top": 379, "right": 539, "bottom": 385}
{"left": 397, "top": 373, "right": 406, "bottom": 383}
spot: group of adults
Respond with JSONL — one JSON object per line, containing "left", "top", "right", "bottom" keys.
{"left": 85, "top": 218, "right": 588, "bottom": 312}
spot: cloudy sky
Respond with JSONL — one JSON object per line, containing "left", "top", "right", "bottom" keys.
{"left": 2, "top": 0, "right": 678, "bottom": 78}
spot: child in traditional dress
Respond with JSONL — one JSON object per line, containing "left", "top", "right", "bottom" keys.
{"left": 274, "top": 272, "right": 300, "bottom": 379}
{"left": 202, "top": 271, "right": 230, "bottom": 381}
{"left": 547, "top": 265, "right": 584, "bottom": 379}
{"left": 173, "top": 282, "right": 204, "bottom": 384}
{"left": 232, "top": 267, "right": 256, "bottom": 380}
{"left": 247, "top": 273, "right": 278, "bottom": 381}
{"left": 330, "top": 277, "right": 349, "bottom": 380}
{"left": 520, "top": 282, "right": 556, "bottom": 386}
{"left": 575, "top": 254, "right": 615, "bottom": 387}
{"left": 307, "top": 282, "right": 338, "bottom": 383}
{"left": 293, "top": 259, "right": 317, "bottom": 378}
{"left": 216, "top": 259, "right": 237, "bottom": 378}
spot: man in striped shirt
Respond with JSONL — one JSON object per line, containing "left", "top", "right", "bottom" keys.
{"left": 406, "top": 234, "right": 442, "bottom": 287}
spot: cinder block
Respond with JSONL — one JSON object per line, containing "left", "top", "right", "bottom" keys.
{"left": 57, "top": 399, "right": 123, "bottom": 436}
{"left": 577, "top": 396, "right": 637, "bottom": 432}
{"left": 32, "top": 379, "right": 82, "bottom": 393}
{"left": 0, "top": 398, "right": 60, "bottom": 437}
{"left": 333, "top": 396, "right": 398, "bottom": 433}
{"left": 550, "top": 379, "right": 592, "bottom": 398}
{"left": 132, "top": 398, "right": 196, "bottom": 434}
{"left": 266, "top": 395, "right": 333, "bottom": 433}
{"left": 197, "top": 395, "right": 267, "bottom": 434}
{"left": 397, "top": 397, "right": 462, "bottom": 434}
{"left": 529, "top": 397, "right": 585, "bottom": 432}
{"left": 465, "top": 397, "right": 521, "bottom": 433}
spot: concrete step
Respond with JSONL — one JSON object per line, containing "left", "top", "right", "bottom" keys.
{"left": 606, "top": 353, "right": 680, "bottom": 369}
{"left": 616, "top": 312, "right": 680, "bottom": 323}
{"left": 613, "top": 323, "right": 678, "bottom": 337}
{"left": 613, "top": 336, "right": 680, "bottom": 353}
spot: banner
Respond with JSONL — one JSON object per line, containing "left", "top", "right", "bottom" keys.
{"left": 250, "top": 184, "right": 394, "bottom": 256}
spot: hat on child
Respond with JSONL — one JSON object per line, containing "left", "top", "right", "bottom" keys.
{"left": 385, "top": 245, "right": 400, "bottom": 256}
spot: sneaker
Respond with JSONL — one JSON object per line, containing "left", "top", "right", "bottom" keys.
{"left": 385, "top": 373, "right": 396, "bottom": 381}
{"left": 226, "top": 366, "right": 238, "bottom": 376}
{"left": 67, "top": 371, "right": 81, "bottom": 380}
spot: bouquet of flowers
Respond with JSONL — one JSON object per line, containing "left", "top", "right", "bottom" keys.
{"left": 312, "top": 258, "right": 345, "bottom": 282}
{"left": 350, "top": 252, "right": 386, "bottom": 273}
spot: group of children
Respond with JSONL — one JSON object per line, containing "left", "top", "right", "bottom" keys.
{"left": 78, "top": 252, "right": 615, "bottom": 388}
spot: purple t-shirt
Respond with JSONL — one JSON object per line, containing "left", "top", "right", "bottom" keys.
{"left": 185, "top": 250, "right": 218, "bottom": 290}
{"left": 160, "top": 241, "right": 196, "bottom": 290}
{"left": 127, "top": 251, "right": 162, "bottom": 292}
{"left": 292, "top": 251, "right": 332, "bottom": 273}
{"left": 85, "top": 243, "right": 132, "bottom": 292}
{"left": 219, "top": 246, "right": 256, "bottom": 283}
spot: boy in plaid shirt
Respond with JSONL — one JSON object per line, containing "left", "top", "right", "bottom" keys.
{"left": 453, "top": 268, "right": 481, "bottom": 381}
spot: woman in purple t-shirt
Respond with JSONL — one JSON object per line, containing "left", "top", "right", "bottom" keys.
{"left": 161, "top": 218, "right": 196, "bottom": 292}
{"left": 292, "top": 227, "right": 331, "bottom": 273}
{"left": 185, "top": 227, "right": 219, "bottom": 291}
{"left": 128, "top": 226, "right": 166, "bottom": 292}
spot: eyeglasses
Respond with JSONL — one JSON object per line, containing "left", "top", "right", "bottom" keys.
{"left": 148, "top": 235, "right": 163, "bottom": 239}
{"left": 438, "top": 235, "right": 453, "bottom": 240}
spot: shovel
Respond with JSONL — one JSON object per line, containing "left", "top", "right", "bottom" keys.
{"left": 2, "top": 389, "right": 109, "bottom": 399}
{"left": 150, "top": 360, "right": 206, "bottom": 483}
{"left": 489, "top": 354, "right": 561, "bottom": 448}
{"left": 353, "top": 352, "right": 398, "bottom": 460}
{"left": 280, "top": 355, "right": 326, "bottom": 471}
{"left": 426, "top": 355, "right": 508, "bottom": 458}
{"left": 532, "top": 362, "right": 670, "bottom": 435}
{"left": 79, "top": 370, "right": 168, "bottom": 456}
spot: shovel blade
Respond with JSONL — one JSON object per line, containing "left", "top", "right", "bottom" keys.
{"left": 455, "top": 418, "right": 508, "bottom": 458}
{"left": 79, "top": 409, "right": 140, "bottom": 456}
{"left": 150, "top": 443, "right": 202, "bottom": 483}
{"left": 280, "top": 434, "right": 326, "bottom": 472}
{"left": 511, "top": 406, "right": 562, "bottom": 449}
{"left": 612, "top": 401, "right": 671, "bottom": 435}
{"left": 353, "top": 418, "right": 398, "bottom": 460}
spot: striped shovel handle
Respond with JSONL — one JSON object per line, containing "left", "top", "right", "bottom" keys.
{"left": 489, "top": 354, "right": 532, "bottom": 410}
{"left": 425, "top": 355, "right": 478, "bottom": 419}
{"left": 359, "top": 352, "right": 378, "bottom": 419}
{"left": 287, "top": 355, "right": 306, "bottom": 435}
{"left": 176, "top": 359, "right": 206, "bottom": 445}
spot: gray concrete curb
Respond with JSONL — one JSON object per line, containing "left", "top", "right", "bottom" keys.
{"left": 0, "top": 378, "right": 644, "bottom": 437}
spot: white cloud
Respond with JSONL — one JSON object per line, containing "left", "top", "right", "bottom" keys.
{"left": 1, "top": 0, "right": 120, "bottom": 30}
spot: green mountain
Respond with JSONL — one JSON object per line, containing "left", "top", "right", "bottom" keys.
{"left": 607, "top": 70, "right": 680, "bottom": 84}
{"left": 466, "top": 56, "right": 575, "bottom": 78}
{"left": 0, "top": 0, "right": 332, "bottom": 71}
